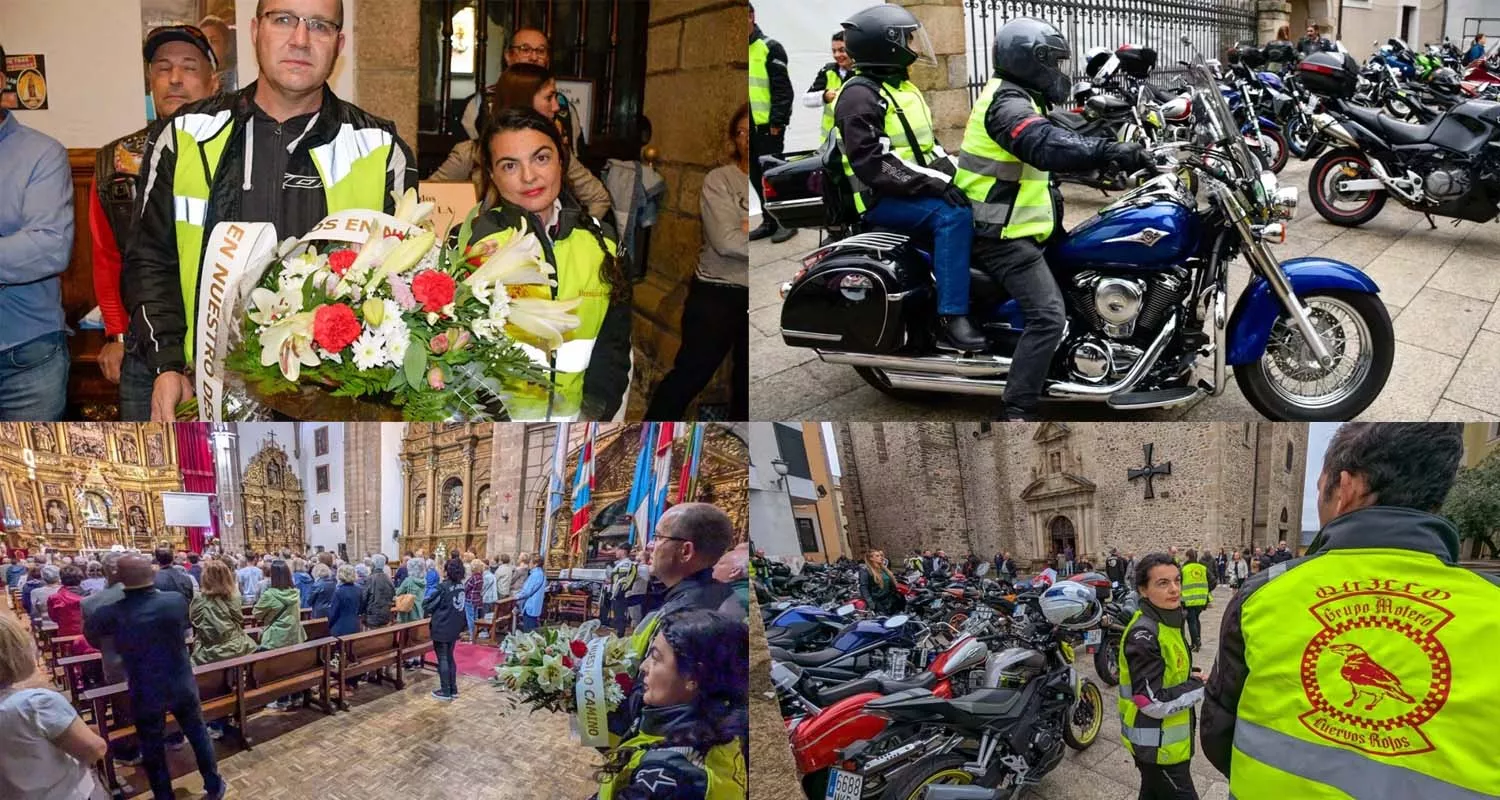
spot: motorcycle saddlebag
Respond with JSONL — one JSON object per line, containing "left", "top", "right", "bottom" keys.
{"left": 781, "top": 242, "right": 929, "bottom": 352}
{"left": 1297, "top": 52, "right": 1360, "bottom": 98}
{"left": 762, "top": 150, "right": 833, "bottom": 231}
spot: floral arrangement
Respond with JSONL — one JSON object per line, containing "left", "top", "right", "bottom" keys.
{"left": 492, "top": 622, "right": 636, "bottom": 716}
{"left": 221, "top": 190, "right": 582, "bottom": 420}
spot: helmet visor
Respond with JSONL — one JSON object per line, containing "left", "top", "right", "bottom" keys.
{"left": 895, "top": 24, "right": 938, "bottom": 69}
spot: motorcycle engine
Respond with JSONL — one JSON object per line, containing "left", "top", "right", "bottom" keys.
{"left": 1424, "top": 168, "right": 1471, "bottom": 200}
{"left": 1067, "top": 272, "right": 1188, "bottom": 382}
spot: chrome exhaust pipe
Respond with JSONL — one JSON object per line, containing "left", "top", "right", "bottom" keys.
{"left": 883, "top": 372, "right": 1008, "bottom": 396}
{"left": 817, "top": 351, "right": 1012, "bottom": 378}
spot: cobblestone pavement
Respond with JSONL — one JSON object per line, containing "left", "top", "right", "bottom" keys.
{"left": 750, "top": 156, "right": 1500, "bottom": 422}
{"left": 749, "top": 585, "right": 1237, "bottom": 800}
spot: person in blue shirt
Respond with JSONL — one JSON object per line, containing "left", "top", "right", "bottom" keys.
{"left": 292, "top": 557, "right": 314, "bottom": 608}
{"left": 0, "top": 42, "right": 74, "bottom": 421}
{"left": 1466, "top": 33, "right": 1488, "bottom": 65}
{"left": 515, "top": 555, "right": 548, "bottom": 631}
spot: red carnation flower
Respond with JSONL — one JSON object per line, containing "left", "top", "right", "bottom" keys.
{"left": 327, "top": 249, "right": 358, "bottom": 276}
{"left": 614, "top": 672, "right": 633, "bottom": 693}
{"left": 562, "top": 655, "right": 575, "bottom": 669}
{"left": 411, "top": 270, "right": 457, "bottom": 313}
{"left": 569, "top": 640, "right": 588, "bottom": 658}
{"left": 312, "top": 303, "right": 361, "bottom": 352}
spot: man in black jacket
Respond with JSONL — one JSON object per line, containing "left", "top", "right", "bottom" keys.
{"left": 152, "top": 546, "right": 195, "bottom": 600}
{"left": 126, "top": 0, "right": 417, "bottom": 422}
{"left": 361, "top": 552, "right": 395, "bottom": 627}
{"left": 85, "top": 555, "right": 223, "bottom": 800}
{"left": 748, "top": 5, "right": 795, "bottom": 244}
{"left": 956, "top": 18, "right": 1150, "bottom": 420}
{"left": 1270, "top": 539, "right": 1293, "bottom": 564}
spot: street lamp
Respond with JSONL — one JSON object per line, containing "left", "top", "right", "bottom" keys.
{"left": 770, "top": 458, "right": 789, "bottom": 490}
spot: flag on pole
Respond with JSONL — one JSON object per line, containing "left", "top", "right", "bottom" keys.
{"left": 568, "top": 423, "right": 598, "bottom": 554}
{"left": 626, "top": 423, "right": 655, "bottom": 546}
{"left": 676, "top": 423, "right": 705, "bottom": 504}
{"left": 646, "top": 423, "right": 676, "bottom": 542}
{"left": 540, "top": 422, "right": 568, "bottom": 557}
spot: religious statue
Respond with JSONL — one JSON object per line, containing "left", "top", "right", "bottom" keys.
{"left": 44, "top": 499, "right": 69, "bottom": 533}
{"left": 414, "top": 494, "right": 427, "bottom": 531}
{"left": 442, "top": 480, "right": 462, "bottom": 525}
{"left": 475, "top": 486, "right": 491, "bottom": 526}
{"left": 31, "top": 423, "right": 56, "bottom": 452}
{"left": 128, "top": 506, "right": 147, "bottom": 536}
{"left": 252, "top": 517, "right": 263, "bottom": 537}
{"left": 119, "top": 435, "right": 139, "bottom": 464}
{"left": 81, "top": 492, "right": 108, "bottom": 526}
{"left": 146, "top": 433, "right": 165, "bottom": 466}
{"left": 267, "top": 460, "right": 282, "bottom": 488}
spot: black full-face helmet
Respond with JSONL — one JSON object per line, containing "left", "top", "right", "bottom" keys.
{"left": 841, "top": 4, "right": 937, "bottom": 73}
{"left": 1429, "top": 66, "right": 1463, "bottom": 95}
{"left": 991, "top": 17, "right": 1072, "bottom": 104}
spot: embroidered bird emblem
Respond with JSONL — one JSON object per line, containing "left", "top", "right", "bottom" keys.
{"left": 1328, "top": 643, "right": 1416, "bottom": 711}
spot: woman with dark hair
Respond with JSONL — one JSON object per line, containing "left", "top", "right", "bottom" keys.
{"left": 45, "top": 566, "right": 93, "bottom": 657}
{"left": 429, "top": 64, "right": 611, "bottom": 220}
{"left": 427, "top": 559, "right": 467, "bottom": 701}
{"left": 1118, "top": 552, "right": 1204, "bottom": 800}
{"left": 467, "top": 108, "right": 632, "bottom": 421}
{"left": 644, "top": 103, "right": 750, "bottom": 420}
{"left": 253, "top": 559, "right": 306, "bottom": 711}
{"left": 595, "top": 609, "right": 749, "bottom": 799}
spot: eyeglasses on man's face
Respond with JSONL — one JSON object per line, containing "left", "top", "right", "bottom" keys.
{"left": 509, "top": 44, "right": 549, "bottom": 57}
{"left": 260, "top": 10, "right": 342, "bottom": 39}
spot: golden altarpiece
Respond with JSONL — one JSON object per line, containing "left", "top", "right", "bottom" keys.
{"left": 0, "top": 423, "right": 183, "bottom": 555}
{"left": 535, "top": 424, "right": 749, "bottom": 571}
{"left": 240, "top": 440, "right": 307, "bottom": 555}
{"left": 401, "top": 424, "right": 494, "bottom": 558}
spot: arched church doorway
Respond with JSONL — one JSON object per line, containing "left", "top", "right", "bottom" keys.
{"left": 1048, "top": 515, "right": 1077, "bottom": 560}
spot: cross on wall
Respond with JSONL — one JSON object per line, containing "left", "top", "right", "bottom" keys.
{"left": 1127, "top": 444, "right": 1172, "bottom": 499}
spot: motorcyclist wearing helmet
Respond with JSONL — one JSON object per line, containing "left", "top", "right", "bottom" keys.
{"left": 955, "top": 18, "right": 1152, "bottom": 421}
{"left": 1119, "top": 552, "right": 1205, "bottom": 800}
{"left": 833, "top": 4, "right": 987, "bottom": 352}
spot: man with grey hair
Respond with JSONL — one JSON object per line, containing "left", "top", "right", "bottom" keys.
{"left": 650, "top": 502, "right": 744, "bottom": 619}
{"left": 29, "top": 565, "right": 62, "bottom": 622}
{"left": 358, "top": 552, "right": 394, "bottom": 628}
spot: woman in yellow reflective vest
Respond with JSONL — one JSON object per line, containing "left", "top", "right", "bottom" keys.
{"left": 595, "top": 610, "right": 749, "bottom": 800}
{"left": 1119, "top": 552, "right": 1206, "bottom": 800}
{"left": 802, "top": 31, "right": 853, "bottom": 140}
{"left": 469, "top": 108, "right": 632, "bottom": 420}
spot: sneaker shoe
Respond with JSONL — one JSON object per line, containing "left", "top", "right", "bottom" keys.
{"left": 430, "top": 690, "right": 454, "bottom": 702}
{"left": 208, "top": 727, "right": 224, "bottom": 741}
{"left": 116, "top": 753, "right": 144, "bottom": 767}
{"left": 167, "top": 739, "right": 187, "bottom": 751}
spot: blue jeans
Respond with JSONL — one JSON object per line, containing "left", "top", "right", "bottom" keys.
{"left": 0, "top": 331, "right": 68, "bottom": 421}
{"left": 464, "top": 600, "right": 477, "bottom": 640}
{"left": 520, "top": 614, "right": 540, "bottom": 632}
{"left": 863, "top": 195, "right": 974, "bottom": 315}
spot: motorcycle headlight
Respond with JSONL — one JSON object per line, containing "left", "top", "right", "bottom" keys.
{"left": 1271, "top": 186, "right": 1299, "bottom": 220}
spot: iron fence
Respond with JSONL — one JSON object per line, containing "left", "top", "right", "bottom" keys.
{"left": 963, "top": 0, "right": 1259, "bottom": 102}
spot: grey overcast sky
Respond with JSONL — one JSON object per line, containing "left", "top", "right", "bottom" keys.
{"left": 1303, "top": 423, "right": 1340, "bottom": 529}
{"left": 822, "top": 422, "right": 841, "bottom": 476}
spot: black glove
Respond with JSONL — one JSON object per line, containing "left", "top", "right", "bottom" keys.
{"left": 1106, "top": 141, "right": 1153, "bottom": 173}
{"left": 941, "top": 183, "right": 972, "bottom": 208}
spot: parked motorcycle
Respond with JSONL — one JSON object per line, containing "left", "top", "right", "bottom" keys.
{"left": 768, "top": 43, "right": 1395, "bottom": 422}
{"left": 1300, "top": 50, "right": 1500, "bottom": 229}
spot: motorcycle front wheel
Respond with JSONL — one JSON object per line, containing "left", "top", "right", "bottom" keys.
{"left": 1094, "top": 637, "right": 1120, "bottom": 687}
{"left": 1235, "top": 291, "right": 1394, "bottom": 421}
{"left": 1065, "top": 679, "right": 1104, "bottom": 750}
{"left": 1262, "top": 128, "right": 1289, "bottom": 173}
{"left": 1285, "top": 116, "right": 1313, "bottom": 158}
{"left": 1309, "top": 149, "right": 1388, "bottom": 226}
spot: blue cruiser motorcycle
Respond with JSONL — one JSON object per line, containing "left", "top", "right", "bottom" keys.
{"left": 768, "top": 45, "right": 1393, "bottom": 421}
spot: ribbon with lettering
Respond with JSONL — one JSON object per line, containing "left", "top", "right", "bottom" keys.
{"left": 573, "top": 634, "right": 611, "bottom": 747}
{"left": 194, "top": 221, "right": 278, "bottom": 422}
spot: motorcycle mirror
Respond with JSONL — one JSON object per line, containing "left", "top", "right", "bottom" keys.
{"left": 975, "top": 562, "right": 991, "bottom": 576}
{"left": 770, "top": 661, "right": 802, "bottom": 690}
{"left": 836, "top": 603, "right": 856, "bottom": 617}
{"left": 885, "top": 614, "right": 910, "bottom": 629}
{"left": 771, "top": 601, "right": 790, "bottom": 611}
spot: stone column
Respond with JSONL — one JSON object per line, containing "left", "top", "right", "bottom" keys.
{"left": 424, "top": 454, "right": 438, "bottom": 552}
{"left": 893, "top": 0, "right": 970, "bottom": 153}
{"left": 352, "top": 0, "right": 419, "bottom": 150}
{"left": 461, "top": 439, "right": 476, "bottom": 554}
{"left": 210, "top": 424, "right": 244, "bottom": 554}
{"left": 488, "top": 424, "right": 527, "bottom": 559}
{"left": 1258, "top": 0, "right": 1293, "bottom": 44}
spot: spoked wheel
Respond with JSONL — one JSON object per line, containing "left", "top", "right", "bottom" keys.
{"left": 1285, "top": 116, "right": 1314, "bottom": 158}
{"left": 1065, "top": 679, "right": 1104, "bottom": 750}
{"left": 1309, "top": 149, "right": 1387, "bottom": 226}
{"left": 883, "top": 755, "right": 984, "bottom": 800}
{"left": 1235, "top": 291, "right": 1394, "bottom": 421}
{"left": 1261, "top": 128, "right": 1289, "bottom": 173}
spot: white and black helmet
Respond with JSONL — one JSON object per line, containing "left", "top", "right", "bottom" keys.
{"left": 1039, "top": 580, "right": 1102, "bottom": 630}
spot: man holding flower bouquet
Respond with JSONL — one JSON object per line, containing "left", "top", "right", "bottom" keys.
{"left": 124, "top": 0, "right": 417, "bottom": 421}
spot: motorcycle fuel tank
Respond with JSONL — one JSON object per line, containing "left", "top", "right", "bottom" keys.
{"left": 832, "top": 619, "right": 899, "bottom": 651}
{"left": 1050, "top": 197, "right": 1199, "bottom": 270}
{"left": 770, "top": 605, "right": 840, "bottom": 628}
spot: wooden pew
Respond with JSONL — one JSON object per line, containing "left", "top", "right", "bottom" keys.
{"left": 332, "top": 625, "right": 403, "bottom": 709}
{"left": 384, "top": 619, "right": 435, "bottom": 687}
{"left": 238, "top": 637, "right": 338, "bottom": 720}
{"left": 479, "top": 598, "right": 517, "bottom": 645}
{"left": 83, "top": 660, "right": 242, "bottom": 795}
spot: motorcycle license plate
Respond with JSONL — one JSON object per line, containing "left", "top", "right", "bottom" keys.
{"left": 1085, "top": 629, "right": 1102, "bottom": 646}
{"left": 825, "top": 769, "right": 864, "bottom": 800}
{"left": 887, "top": 648, "right": 910, "bottom": 680}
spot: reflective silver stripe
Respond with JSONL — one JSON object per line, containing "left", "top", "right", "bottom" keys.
{"left": 173, "top": 196, "right": 207, "bottom": 226}
{"left": 1121, "top": 723, "right": 1191, "bottom": 747}
{"left": 1268, "top": 562, "right": 1288, "bottom": 581}
{"left": 748, "top": 76, "right": 771, "bottom": 88}
{"left": 1233, "top": 717, "right": 1491, "bottom": 800}
{"left": 957, "top": 151, "right": 1023, "bottom": 181}
{"left": 971, "top": 202, "right": 1012, "bottom": 225}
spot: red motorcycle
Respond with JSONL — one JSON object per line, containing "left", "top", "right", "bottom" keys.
{"left": 1464, "top": 52, "right": 1500, "bottom": 86}
{"left": 780, "top": 634, "right": 991, "bottom": 799}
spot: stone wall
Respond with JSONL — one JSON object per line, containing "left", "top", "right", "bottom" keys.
{"left": 352, "top": 0, "right": 419, "bottom": 149}
{"left": 893, "top": 0, "right": 971, "bottom": 153}
{"left": 629, "top": 0, "right": 748, "bottom": 416}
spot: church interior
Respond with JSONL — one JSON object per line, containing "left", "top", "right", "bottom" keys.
{"left": 2, "top": 421, "right": 748, "bottom": 799}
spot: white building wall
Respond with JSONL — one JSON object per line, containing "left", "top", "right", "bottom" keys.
{"left": 748, "top": 423, "right": 805, "bottom": 561}
{"left": 302, "top": 424, "right": 345, "bottom": 554}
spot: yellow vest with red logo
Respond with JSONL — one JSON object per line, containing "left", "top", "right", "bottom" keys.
{"left": 1230, "top": 547, "right": 1500, "bottom": 798}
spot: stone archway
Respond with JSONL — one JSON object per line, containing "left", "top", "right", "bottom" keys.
{"left": 1048, "top": 516, "right": 1077, "bottom": 560}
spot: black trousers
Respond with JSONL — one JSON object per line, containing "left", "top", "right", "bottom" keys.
{"left": 750, "top": 124, "right": 785, "bottom": 210}
{"left": 645, "top": 278, "right": 748, "bottom": 420}
{"left": 971, "top": 237, "right": 1067, "bottom": 411}
{"left": 1184, "top": 604, "right": 1203, "bottom": 649}
{"left": 136, "top": 693, "right": 222, "bottom": 800}
{"left": 1135, "top": 761, "right": 1198, "bottom": 800}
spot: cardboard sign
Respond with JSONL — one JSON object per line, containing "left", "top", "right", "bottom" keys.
{"left": 419, "top": 182, "right": 480, "bottom": 239}
{"left": 2, "top": 54, "right": 48, "bottom": 110}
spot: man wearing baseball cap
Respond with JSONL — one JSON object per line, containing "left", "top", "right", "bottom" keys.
{"left": 93, "top": 25, "right": 221, "bottom": 418}
{"left": 124, "top": 0, "right": 417, "bottom": 421}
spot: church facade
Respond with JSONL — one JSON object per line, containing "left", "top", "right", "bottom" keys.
{"left": 835, "top": 422, "right": 1309, "bottom": 567}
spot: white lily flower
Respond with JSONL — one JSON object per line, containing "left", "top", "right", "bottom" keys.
{"left": 363, "top": 231, "right": 437, "bottom": 293}
{"left": 507, "top": 296, "right": 582, "bottom": 351}
{"left": 258, "top": 312, "right": 320, "bottom": 381}
{"left": 464, "top": 225, "right": 555, "bottom": 288}
{"left": 392, "top": 188, "right": 436, "bottom": 226}
{"left": 248, "top": 286, "right": 301, "bottom": 326}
